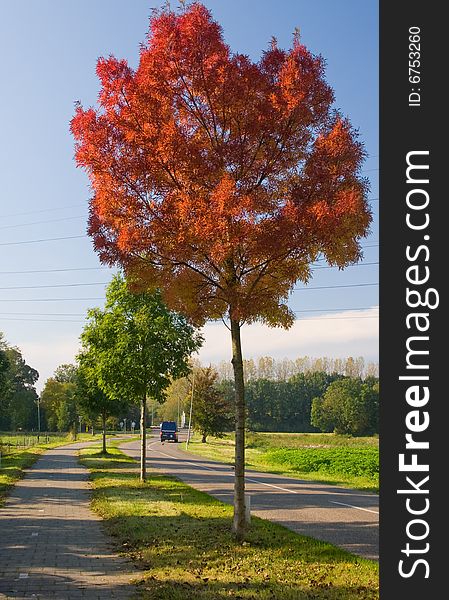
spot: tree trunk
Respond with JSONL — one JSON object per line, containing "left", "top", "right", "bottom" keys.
{"left": 102, "top": 413, "right": 107, "bottom": 454}
{"left": 230, "top": 318, "right": 247, "bottom": 540}
{"left": 140, "top": 396, "right": 147, "bottom": 481}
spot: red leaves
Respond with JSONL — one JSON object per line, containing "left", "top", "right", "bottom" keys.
{"left": 71, "top": 2, "right": 371, "bottom": 326}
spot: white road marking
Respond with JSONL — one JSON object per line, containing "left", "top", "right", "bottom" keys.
{"left": 330, "top": 500, "right": 379, "bottom": 515}
{"left": 150, "top": 443, "right": 306, "bottom": 495}
{"left": 19, "top": 573, "right": 29, "bottom": 579}
{"left": 246, "top": 477, "right": 298, "bottom": 494}
{"left": 146, "top": 440, "right": 379, "bottom": 512}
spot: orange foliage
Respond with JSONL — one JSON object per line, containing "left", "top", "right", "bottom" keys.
{"left": 71, "top": 2, "right": 371, "bottom": 326}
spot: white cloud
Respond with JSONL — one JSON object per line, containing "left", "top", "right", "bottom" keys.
{"left": 17, "top": 307, "right": 378, "bottom": 394}
{"left": 198, "top": 307, "right": 379, "bottom": 365}
{"left": 18, "top": 336, "right": 82, "bottom": 394}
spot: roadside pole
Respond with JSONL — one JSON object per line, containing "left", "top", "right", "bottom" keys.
{"left": 186, "top": 371, "right": 195, "bottom": 449}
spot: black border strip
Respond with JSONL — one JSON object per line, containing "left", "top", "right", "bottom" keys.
{"left": 380, "top": 2, "right": 444, "bottom": 596}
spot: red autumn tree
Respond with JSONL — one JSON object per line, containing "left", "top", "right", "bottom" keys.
{"left": 71, "top": 2, "right": 371, "bottom": 539}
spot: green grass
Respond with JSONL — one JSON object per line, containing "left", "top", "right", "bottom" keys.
{"left": 0, "top": 432, "right": 105, "bottom": 504}
{"left": 184, "top": 432, "right": 379, "bottom": 492}
{"left": 79, "top": 445, "right": 379, "bottom": 599}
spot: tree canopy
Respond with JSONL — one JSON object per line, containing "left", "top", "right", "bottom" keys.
{"left": 71, "top": 2, "right": 371, "bottom": 538}
{"left": 79, "top": 273, "right": 202, "bottom": 478}
{"left": 311, "top": 378, "right": 379, "bottom": 436}
{"left": 0, "top": 333, "right": 39, "bottom": 431}
{"left": 191, "top": 366, "right": 233, "bottom": 442}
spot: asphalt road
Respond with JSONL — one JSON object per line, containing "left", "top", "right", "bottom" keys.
{"left": 120, "top": 431, "right": 379, "bottom": 561}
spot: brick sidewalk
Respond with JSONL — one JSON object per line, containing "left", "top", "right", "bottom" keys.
{"left": 0, "top": 442, "right": 140, "bottom": 599}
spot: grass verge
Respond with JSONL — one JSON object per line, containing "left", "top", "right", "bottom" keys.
{"left": 183, "top": 433, "right": 379, "bottom": 493}
{"left": 79, "top": 445, "right": 379, "bottom": 600}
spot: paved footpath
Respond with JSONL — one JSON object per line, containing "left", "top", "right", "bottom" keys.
{"left": 0, "top": 442, "right": 140, "bottom": 600}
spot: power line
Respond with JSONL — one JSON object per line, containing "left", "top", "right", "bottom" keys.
{"left": 313, "top": 261, "right": 378, "bottom": 270}
{"left": 0, "top": 312, "right": 87, "bottom": 316}
{"left": 0, "top": 215, "right": 87, "bottom": 230}
{"left": 0, "top": 306, "right": 379, "bottom": 318}
{"left": 0, "top": 317, "right": 83, "bottom": 323}
{"left": 294, "top": 315, "right": 378, "bottom": 321}
{"left": 0, "top": 266, "right": 111, "bottom": 275}
{"left": 294, "top": 282, "right": 378, "bottom": 291}
{"left": 0, "top": 314, "right": 379, "bottom": 324}
{"left": 0, "top": 235, "right": 86, "bottom": 246}
{"left": 0, "top": 297, "right": 104, "bottom": 302}
{"left": 0, "top": 281, "right": 378, "bottom": 301}
{"left": 0, "top": 282, "right": 108, "bottom": 290}
{"left": 0, "top": 260, "right": 377, "bottom": 276}
{"left": 0, "top": 203, "right": 85, "bottom": 219}
{"left": 1, "top": 197, "right": 379, "bottom": 222}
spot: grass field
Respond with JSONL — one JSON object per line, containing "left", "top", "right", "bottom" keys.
{"left": 0, "top": 432, "right": 102, "bottom": 504}
{"left": 80, "top": 445, "right": 379, "bottom": 600}
{"left": 184, "top": 432, "right": 379, "bottom": 492}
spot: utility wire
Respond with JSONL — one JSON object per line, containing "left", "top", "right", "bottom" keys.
{"left": 0, "top": 266, "right": 111, "bottom": 275}
{"left": 0, "top": 314, "right": 379, "bottom": 324}
{"left": 0, "top": 261, "right": 377, "bottom": 276}
{"left": 313, "top": 261, "right": 378, "bottom": 270}
{"left": 0, "top": 282, "right": 108, "bottom": 290}
{"left": 1, "top": 197, "right": 379, "bottom": 221}
{"left": 0, "top": 235, "right": 85, "bottom": 246}
{"left": 0, "top": 317, "right": 84, "bottom": 323}
{"left": 0, "top": 281, "right": 378, "bottom": 300}
{"left": 0, "top": 203, "right": 86, "bottom": 218}
{"left": 0, "top": 297, "right": 104, "bottom": 302}
{"left": 0, "top": 306, "right": 379, "bottom": 317}
{"left": 294, "top": 282, "right": 378, "bottom": 291}
{"left": 0, "top": 215, "right": 86, "bottom": 230}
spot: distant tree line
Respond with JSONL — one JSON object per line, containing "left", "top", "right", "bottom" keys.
{"left": 213, "top": 355, "right": 378, "bottom": 383}
{"left": 160, "top": 363, "right": 379, "bottom": 437}
{"left": 2, "top": 322, "right": 379, "bottom": 438}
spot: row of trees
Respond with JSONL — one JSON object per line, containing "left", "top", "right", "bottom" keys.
{"left": 214, "top": 356, "right": 378, "bottom": 383}
{"left": 161, "top": 368, "right": 379, "bottom": 437}
{"left": 0, "top": 333, "right": 39, "bottom": 431}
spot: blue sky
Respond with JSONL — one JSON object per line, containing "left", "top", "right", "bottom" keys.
{"left": 0, "top": 1, "right": 378, "bottom": 391}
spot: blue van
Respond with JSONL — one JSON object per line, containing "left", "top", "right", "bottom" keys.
{"left": 160, "top": 421, "right": 178, "bottom": 442}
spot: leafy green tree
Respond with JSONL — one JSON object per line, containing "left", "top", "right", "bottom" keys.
{"left": 80, "top": 274, "right": 202, "bottom": 480}
{"left": 56, "top": 389, "right": 77, "bottom": 432}
{"left": 0, "top": 337, "right": 10, "bottom": 426}
{"left": 311, "top": 378, "right": 379, "bottom": 436}
{"left": 54, "top": 364, "right": 78, "bottom": 384}
{"left": 40, "top": 379, "right": 76, "bottom": 432}
{"left": 310, "top": 396, "right": 333, "bottom": 433}
{"left": 192, "top": 367, "right": 233, "bottom": 443}
{"left": 159, "top": 377, "right": 191, "bottom": 424}
{"left": 76, "top": 355, "right": 129, "bottom": 453}
{"left": 0, "top": 342, "right": 39, "bottom": 431}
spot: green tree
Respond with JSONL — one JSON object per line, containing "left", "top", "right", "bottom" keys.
{"left": 54, "top": 364, "right": 78, "bottom": 384}
{"left": 160, "top": 377, "right": 191, "bottom": 424}
{"left": 311, "top": 378, "right": 379, "bottom": 436}
{"left": 192, "top": 367, "right": 233, "bottom": 443}
{"left": 56, "top": 389, "right": 77, "bottom": 432}
{"left": 40, "top": 379, "right": 76, "bottom": 432}
{"left": 0, "top": 337, "right": 10, "bottom": 426}
{"left": 80, "top": 274, "right": 202, "bottom": 480}
{"left": 75, "top": 359, "right": 128, "bottom": 453}
{"left": 0, "top": 343, "right": 39, "bottom": 431}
